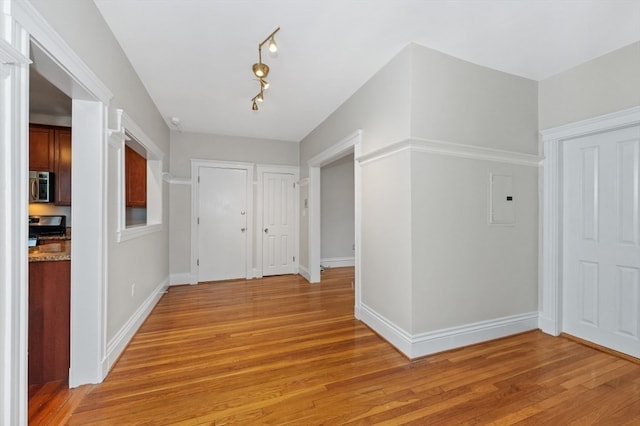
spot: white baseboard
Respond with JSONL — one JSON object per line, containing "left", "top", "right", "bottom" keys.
{"left": 299, "top": 265, "right": 311, "bottom": 282}
{"left": 321, "top": 257, "right": 355, "bottom": 268}
{"left": 170, "top": 272, "right": 196, "bottom": 286}
{"left": 358, "top": 304, "right": 539, "bottom": 359}
{"left": 105, "top": 277, "right": 169, "bottom": 371}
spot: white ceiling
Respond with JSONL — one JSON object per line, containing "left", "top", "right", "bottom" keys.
{"left": 93, "top": 0, "right": 640, "bottom": 142}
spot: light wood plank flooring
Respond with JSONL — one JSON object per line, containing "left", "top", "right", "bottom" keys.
{"left": 30, "top": 267, "right": 640, "bottom": 425}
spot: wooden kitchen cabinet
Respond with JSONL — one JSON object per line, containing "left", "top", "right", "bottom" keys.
{"left": 28, "top": 260, "right": 70, "bottom": 385}
{"left": 125, "top": 144, "right": 147, "bottom": 207}
{"left": 29, "top": 124, "right": 72, "bottom": 205}
{"left": 29, "top": 124, "right": 55, "bottom": 171}
{"left": 54, "top": 127, "right": 72, "bottom": 205}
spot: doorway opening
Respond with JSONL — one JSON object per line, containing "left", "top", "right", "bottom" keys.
{"left": 307, "top": 130, "right": 362, "bottom": 315}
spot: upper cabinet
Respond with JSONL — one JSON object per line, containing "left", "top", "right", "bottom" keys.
{"left": 29, "top": 124, "right": 55, "bottom": 171}
{"left": 125, "top": 145, "right": 147, "bottom": 207}
{"left": 29, "top": 124, "right": 72, "bottom": 205}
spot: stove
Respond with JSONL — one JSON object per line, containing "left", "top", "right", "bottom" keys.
{"left": 29, "top": 215, "right": 66, "bottom": 237}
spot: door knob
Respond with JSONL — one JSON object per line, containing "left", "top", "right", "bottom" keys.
{"left": 241, "top": 227, "right": 246, "bottom": 232}
{"left": 264, "top": 228, "right": 268, "bottom": 234}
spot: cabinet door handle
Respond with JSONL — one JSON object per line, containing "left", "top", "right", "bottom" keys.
{"left": 264, "top": 228, "right": 268, "bottom": 234}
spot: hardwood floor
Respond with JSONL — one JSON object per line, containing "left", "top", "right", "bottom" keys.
{"left": 30, "top": 267, "right": 640, "bottom": 425}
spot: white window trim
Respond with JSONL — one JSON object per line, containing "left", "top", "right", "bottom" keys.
{"left": 109, "top": 110, "right": 164, "bottom": 242}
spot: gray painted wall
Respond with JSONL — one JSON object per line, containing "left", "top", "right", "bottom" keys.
{"left": 321, "top": 154, "right": 355, "bottom": 261}
{"left": 539, "top": 41, "right": 640, "bottom": 130}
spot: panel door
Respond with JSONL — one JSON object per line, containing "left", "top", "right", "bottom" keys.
{"left": 563, "top": 124, "right": 640, "bottom": 358}
{"left": 198, "top": 167, "right": 248, "bottom": 282}
{"left": 263, "top": 172, "right": 295, "bottom": 276}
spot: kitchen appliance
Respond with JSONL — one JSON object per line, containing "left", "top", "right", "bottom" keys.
{"left": 29, "top": 215, "right": 66, "bottom": 237}
{"left": 29, "top": 171, "right": 54, "bottom": 203}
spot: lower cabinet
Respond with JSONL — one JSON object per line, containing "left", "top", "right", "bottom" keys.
{"left": 28, "top": 260, "right": 70, "bottom": 385}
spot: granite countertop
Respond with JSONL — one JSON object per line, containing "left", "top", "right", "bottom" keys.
{"left": 28, "top": 240, "right": 71, "bottom": 262}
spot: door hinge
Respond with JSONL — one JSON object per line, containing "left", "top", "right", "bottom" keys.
{"left": 293, "top": 256, "right": 295, "bottom": 262}
{"left": 197, "top": 217, "right": 199, "bottom": 225}
{"left": 198, "top": 175, "right": 200, "bottom": 183}
{"left": 197, "top": 259, "right": 199, "bottom": 266}
{"left": 293, "top": 182, "right": 295, "bottom": 188}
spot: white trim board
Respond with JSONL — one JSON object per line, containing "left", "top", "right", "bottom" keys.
{"left": 321, "top": 257, "right": 355, "bottom": 268}
{"left": 170, "top": 272, "right": 196, "bottom": 286}
{"left": 105, "top": 277, "right": 169, "bottom": 372}
{"left": 359, "top": 138, "right": 542, "bottom": 168}
{"left": 539, "top": 106, "right": 640, "bottom": 336}
{"left": 357, "top": 304, "right": 538, "bottom": 359}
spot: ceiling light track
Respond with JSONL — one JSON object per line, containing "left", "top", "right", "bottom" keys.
{"left": 251, "top": 27, "right": 280, "bottom": 111}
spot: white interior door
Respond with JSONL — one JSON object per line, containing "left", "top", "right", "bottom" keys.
{"left": 263, "top": 172, "right": 295, "bottom": 276}
{"left": 563, "top": 124, "right": 640, "bottom": 358}
{"left": 198, "top": 166, "right": 248, "bottom": 281}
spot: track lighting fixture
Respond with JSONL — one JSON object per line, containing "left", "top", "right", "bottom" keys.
{"left": 250, "top": 27, "right": 280, "bottom": 110}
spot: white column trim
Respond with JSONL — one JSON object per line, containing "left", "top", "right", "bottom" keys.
{"left": 0, "top": 11, "right": 30, "bottom": 426}
{"left": 539, "top": 106, "right": 640, "bottom": 336}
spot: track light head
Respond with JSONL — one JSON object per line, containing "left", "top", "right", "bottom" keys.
{"left": 268, "top": 37, "right": 278, "bottom": 53}
{"left": 260, "top": 79, "right": 269, "bottom": 90}
{"left": 252, "top": 100, "right": 258, "bottom": 111}
{"left": 252, "top": 62, "right": 270, "bottom": 78}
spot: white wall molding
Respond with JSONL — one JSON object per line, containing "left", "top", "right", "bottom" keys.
{"left": 307, "top": 130, "right": 363, "bottom": 167}
{"left": 0, "top": 37, "right": 31, "bottom": 65}
{"left": 162, "top": 173, "right": 191, "bottom": 185}
{"left": 298, "top": 265, "right": 311, "bottom": 282}
{"left": 12, "top": 0, "right": 113, "bottom": 104}
{"left": 0, "top": 13, "right": 30, "bottom": 426}
{"left": 321, "top": 257, "right": 355, "bottom": 268}
{"left": 170, "top": 272, "right": 196, "bottom": 286}
{"left": 359, "top": 138, "right": 542, "bottom": 168}
{"left": 540, "top": 106, "right": 640, "bottom": 141}
{"left": 357, "top": 304, "right": 414, "bottom": 356}
{"left": 359, "top": 304, "right": 538, "bottom": 359}
{"left": 539, "top": 106, "right": 640, "bottom": 337}
{"left": 105, "top": 276, "right": 169, "bottom": 372}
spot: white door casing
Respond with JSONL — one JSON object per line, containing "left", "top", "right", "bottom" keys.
{"left": 262, "top": 172, "right": 296, "bottom": 276}
{"left": 540, "top": 107, "right": 640, "bottom": 343}
{"left": 197, "top": 166, "right": 248, "bottom": 282}
{"left": 562, "top": 125, "right": 640, "bottom": 357}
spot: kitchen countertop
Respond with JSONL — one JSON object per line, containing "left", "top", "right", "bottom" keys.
{"left": 28, "top": 240, "right": 71, "bottom": 262}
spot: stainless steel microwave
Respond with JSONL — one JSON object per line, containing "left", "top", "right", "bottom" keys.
{"left": 29, "top": 171, "right": 54, "bottom": 203}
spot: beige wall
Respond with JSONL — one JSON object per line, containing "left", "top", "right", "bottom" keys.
{"left": 539, "top": 41, "right": 640, "bottom": 130}
{"left": 169, "top": 131, "right": 299, "bottom": 279}
{"left": 410, "top": 43, "right": 539, "bottom": 155}
{"left": 321, "top": 154, "right": 354, "bottom": 261}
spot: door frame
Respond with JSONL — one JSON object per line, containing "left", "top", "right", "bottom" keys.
{"left": 539, "top": 106, "right": 640, "bottom": 336}
{"left": 306, "top": 130, "right": 362, "bottom": 314}
{"left": 191, "top": 159, "right": 254, "bottom": 282}
{"left": 256, "top": 165, "right": 300, "bottom": 278}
